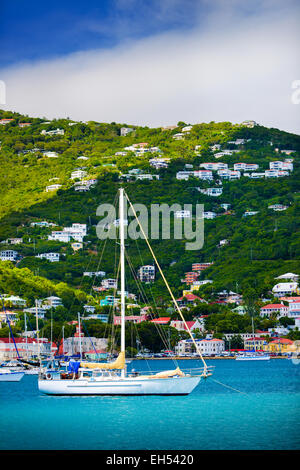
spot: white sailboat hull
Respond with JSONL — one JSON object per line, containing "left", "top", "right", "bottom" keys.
{"left": 235, "top": 355, "right": 270, "bottom": 361}
{"left": 38, "top": 375, "right": 201, "bottom": 396}
{"left": 0, "top": 371, "right": 25, "bottom": 382}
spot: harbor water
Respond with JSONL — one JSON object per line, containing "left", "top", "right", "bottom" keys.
{"left": 0, "top": 358, "right": 299, "bottom": 450}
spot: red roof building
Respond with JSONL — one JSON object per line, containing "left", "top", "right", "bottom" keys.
{"left": 150, "top": 317, "right": 171, "bottom": 325}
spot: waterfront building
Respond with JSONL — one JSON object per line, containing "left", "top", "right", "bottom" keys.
{"left": 175, "top": 338, "right": 225, "bottom": 355}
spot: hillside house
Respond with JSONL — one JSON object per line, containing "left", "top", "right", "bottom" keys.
{"left": 268, "top": 204, "right": 288, "bottom": 211}
{"left": 46, "top": 184, "right": 62, "bottom": 192}
{"left": 200, "top": 162, "right": 228, "bottom": 170}
{"left": 120, "top": 127, "right": 134, "bottom": 136}
{"left": 260, "top": 303, "right": 288, "bottom": 318}
{"left": 138, "top": 265, "right": 155, "bottom": 283}
{"left": 41, "top": 128, "right": 64, "bottom": 136}
{"left": 272, "top": 282, "right": 298, "bottom": 297}
{"left": 0, "top": 250, "right": 20, "bottom": 262}
{"left": 202, "top": 211, "right": 217, "bottom": 219}
{"left": 36, "top": 252, "right": 60, "bottom": 262}
{"left": 199, "top": 188, "right": 223, "bottom": 197}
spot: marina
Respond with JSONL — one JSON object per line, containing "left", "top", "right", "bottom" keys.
{"left": 0, "top": 358, "right": 299, "bottom": 450}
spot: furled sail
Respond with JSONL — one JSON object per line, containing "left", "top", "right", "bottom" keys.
{"left": 80, "top": 351, "right": 125, "bottom": 370}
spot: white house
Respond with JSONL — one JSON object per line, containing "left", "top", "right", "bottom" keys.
{"left": 41, "top": 128, "right": 64, "bottom": 136}
{"left": 0, "top": 250, "right": 20, "bottom": 262}
{"left": 200, "top": 162, "right": 228, "bottom": 171}
{"left": 48, "top": 223, "right": 87, "bottom": 243}
{"left": 182, "top": 126, "right": 193, "bottom": 132}
{"left": 3, "top": 295, "right": 27, "bottom": 307}
{"left": 268, "top": 204, "right": 288, "bottom": 211}
{"left": 175, "top": 210, "right": 191, "bottom": 218}
{"left": 193, "top": 170, "right": 213, "bottom": 180}
{"left": 272, "top": 283, "right": 298, "bottom": 297}
{"left": 234, "top": 163, "right": 259, "bottom": 171}
{"left": 41, "top": 296, "right": 63, "bottom": 309}
{"left": 176, "top": 171, "right": 192, "bottom": 180}
{"left": 210, "top": 144, "right": 221, "bottom": 151}
{"left": 30, "top": 221, "right": 57, "bottom": 228}
{"left": 214, "top": 150, "right": 234, "bottom": 158}
{"left": 136, "top": 174, "right": 160, "bottom": 180}
{"left": 241, "top": 120, "right": 257, "bottom": 128}
{"left": 202, "top": 211, "right": 217, "bottom": 219}
{"left": 260, "top": 303, "right": 288, "bottom": 318}
{"left": 83, "top": 271, "right": 106, "bottom": 277}
{"left": 275, "top": 273, "right": 299, "bottom": 282}
{"left": 101, "top": 278, "right": 118, "bottom": 289}
{"left": 46, "top": 184, "right": 62, "bottom": 192}
{"left": 71, "top": 169, "right": 87, "bottom": 180}
{"left": 288, "top": 301, "right": 300, "bottom": 318}
{"left": 243, "top": 211, "right": 259, "bottom": 217}
{"left": 138, "top": 265, "right": 155, "bottom": 283}
{"left": 247, "top": 173, "right": 265, "bottom": 179}
{"left": 43, "top": 151, "right": 59, "bottom": 158}
{"left": 172, "top": 133, "right": 185, "bottom": 140}
{"left": 217, "top": 169, "right": 241, "bottom": 180}
{"left": 120, "top": 127, "right": 134, "bottom": 136}
{"left": 269, "top": 161, "right": 293, "bottom": 171}
{"left": 175, "top": 338, "right": 225, "bottom": 356}
{"left": 35, "top": 252, "right": 60, "bottom": 262}
{"left": 199, "top": 188, "right": 223, "bottom": 197}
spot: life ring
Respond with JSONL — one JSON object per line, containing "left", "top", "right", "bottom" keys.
{"left": 46, "top": 373, "right": 52, "bottom": 380}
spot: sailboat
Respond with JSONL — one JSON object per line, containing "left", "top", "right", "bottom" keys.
{"left": 0, "top": 295, "right": 26, "bottom": 381}
{"left": 235, "top": 317, "right": 270, "bottom": 361}
{"left": 38, "top": 188, "right": 213, "bottom": 395}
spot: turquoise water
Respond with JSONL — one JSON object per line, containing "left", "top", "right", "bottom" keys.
{"left": 0, "top": 359, "right": 299, "bottom": 450}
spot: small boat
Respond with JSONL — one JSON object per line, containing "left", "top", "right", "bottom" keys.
{"left": 235, "top": 353, "right": 271, "bottom": 361}
{"left": 39, "top": 189, "right": 213, "bottom": 396}
{"left": 0, "top": 369, "right": 25, "bottom": 382}
{"left": 235, "top": 317, "right": 270, "bottom": 361}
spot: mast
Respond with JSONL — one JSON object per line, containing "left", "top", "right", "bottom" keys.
{"left": 25, "top": 313, "right": 27, "bottom": 358}
{"left": 35, "top": 300, "right": 40, "bottom": 361}
{"left": 119, "top": 188, "right": 126, "bottom": 378}
{"left": 62, "top": 325, "right": 64, "bottom": 357}
{"left": 78, "top": 313, "right": 82, "bottom": 360}
{"left": 251, "top": 316, "right": 256, "bottom": 352}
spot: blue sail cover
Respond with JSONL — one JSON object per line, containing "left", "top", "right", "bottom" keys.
{"left": 67, "top": 361, "right": 80, "bottom": 373}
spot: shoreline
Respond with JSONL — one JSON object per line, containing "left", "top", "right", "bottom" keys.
{"left": 132, "top": 356, "right": 286, "bottom": 360}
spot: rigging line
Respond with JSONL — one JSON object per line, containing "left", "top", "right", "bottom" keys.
{"left": 124, "top": 190, "right": 209, "bottom": 375}
{"left": 124, "top": 250, "right": 175, "bottom": 361}
{"left": 126, "top": 221, "right": 181, "bottom": 363}
{"left": 89, "top": 191, "right": 119, "bottom": 297}
{"left": 122, "top": 251, "right": 172, "bottom": 370}
{"left": 211, "top": 378, "right": 248, "bottom": 395}
{"left": 0, "top": 293, "right": 21, "bottom": 360}
{"left": 127, "top": 236, "right": 176, "bottom": 361}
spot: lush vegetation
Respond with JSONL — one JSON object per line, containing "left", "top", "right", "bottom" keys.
{"left": 0, "top": 109, "right": 299, "bottom": 348}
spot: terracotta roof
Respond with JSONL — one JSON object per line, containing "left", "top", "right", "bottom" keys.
{"left": 269, "top": 338, "right": 293, "bottom": 344}
{"left": 177, "top": 294, "right": 201, "bottom": 301}
{"left": 150, "top": 317, "right": 171, "bottom": 324}
{"left": 261, "top": 304, "right": 285, "bottom": 309}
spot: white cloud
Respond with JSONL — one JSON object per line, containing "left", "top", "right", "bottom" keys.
{"left": 1, "top": 2, "right": 299, "bottom": 134}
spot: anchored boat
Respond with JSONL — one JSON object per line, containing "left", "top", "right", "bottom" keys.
{"left": 38, "top": 189, "right": 213, "bottom": 396}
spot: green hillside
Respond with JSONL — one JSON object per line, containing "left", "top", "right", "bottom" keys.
{"left": 0, "top": 109, "right": 299, "bottom": 310}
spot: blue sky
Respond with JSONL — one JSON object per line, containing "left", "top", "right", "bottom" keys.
{"left": 0, "top": 0, "right": 205, "bottom": 66}
{"left": 0, "top": 0, "right": 299, "bottom": 133}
